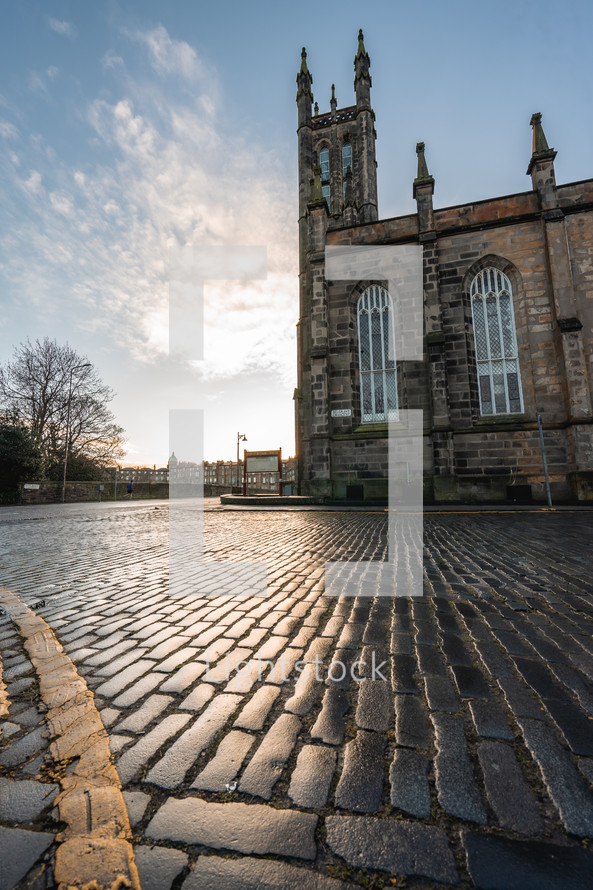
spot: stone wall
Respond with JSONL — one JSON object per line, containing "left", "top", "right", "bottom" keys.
{"left": 312, "top": 182, "right": 593, "bottom": 503}
{"left": 19, "top": 481, "right": 170, "bottom": 505}
{"left": 16, "top": 482, "right": 270, "bottom": 505}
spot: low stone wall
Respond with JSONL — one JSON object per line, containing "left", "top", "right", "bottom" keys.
{"left": 19, "top": 481, "right": 170, "bottom": 505}
{"left": 16, "top": 481, "right": 268, "bottom": 504}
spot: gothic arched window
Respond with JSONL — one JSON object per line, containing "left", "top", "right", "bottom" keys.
{"left": 471, "top": 267, "right": 523, "bottom": 415}
{"left": 342, "top": 143, "right": 352, "bottom": 197}
{"left": 358, "top": 285, "right": 398, "bottom": 423}
{"left": 319, "top": 147, "right": 330, "bottom": 206}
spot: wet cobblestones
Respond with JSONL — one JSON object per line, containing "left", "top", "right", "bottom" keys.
{"left": 1, "top": 500, "right": 593, "bottom": 888}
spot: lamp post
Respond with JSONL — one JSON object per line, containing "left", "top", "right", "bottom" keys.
{"left": 61, "top": 363, "right": 91, "bottom": 503}
{"left": 232, "top": 432, "right": 247, "bottom": 492}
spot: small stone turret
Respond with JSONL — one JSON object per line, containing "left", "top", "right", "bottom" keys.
{"left": 414, "top": 142, "right": 435, "bottom": 234}
{"left": 354, "top": 29, "right": 371, "bottom": 109}
{"left": 296, "top": 47, "right": 313, "bottom": 127}
{"left": 353, "top": 29, "right": 377, "bottom": 222}
{"left": 297, "top": 48, "right": 314, "bottom": 220}
{"left": 527, "top": 112, "right": 558, "bottom": 211}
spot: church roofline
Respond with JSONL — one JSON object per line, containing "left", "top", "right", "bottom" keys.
{"left": 326, "top": 177, "right": 593, "bottom": 231}
{"left": 432, "top": 178, "right": 593, "bottom": 215}
{"left": 312, "top": 105, "right": 357, "bottom": 128}
{"left": 556, "top": 177, "right": 593, "bottom": 192}
{"left": 324, "top": 177, "right": 593, "bottom": 243}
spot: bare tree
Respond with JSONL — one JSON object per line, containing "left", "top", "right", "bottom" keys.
{"left": 0, "top": 338, "right": 125, "bottom": 475}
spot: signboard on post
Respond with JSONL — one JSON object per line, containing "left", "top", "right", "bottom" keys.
{"left": 243, "top": 449, "right": 282, "bottom": 496}
{"left": 245, "top": 455, "right": 278, "bottom": 472}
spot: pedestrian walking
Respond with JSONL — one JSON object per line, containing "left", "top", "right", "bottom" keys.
{"left": 127, "top": 480, "right": 133, "bottom": 498}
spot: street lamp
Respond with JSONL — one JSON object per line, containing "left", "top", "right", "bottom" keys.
{"left": 232, "top": 432, "right": 247, "bottom": 492}
{"left": 61, "top": 363, "right": 91, "bottom": 503}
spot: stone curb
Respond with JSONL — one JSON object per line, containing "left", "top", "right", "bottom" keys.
{"left": 0, "top": 650, "right": 9, "bottom": 719}
{"left": 0, "top": 585, "right": 141, "bottom": 890}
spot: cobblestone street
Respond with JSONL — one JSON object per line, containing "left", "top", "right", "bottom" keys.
{"left": 1, "top": 500, "right": 593, "bottom": 889}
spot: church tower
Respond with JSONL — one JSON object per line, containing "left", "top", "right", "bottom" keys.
{"left": 297, "top": 30, "right": 378, "bottom": 227}
{"left": 295, "top": 31, "right": 379, "bottom": 497}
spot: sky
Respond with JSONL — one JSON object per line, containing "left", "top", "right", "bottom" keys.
{"left": 1, "top": 0, "right": 592, "bottom": 464}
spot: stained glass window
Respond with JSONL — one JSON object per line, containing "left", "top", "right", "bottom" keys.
{"left": 357, "top": 286, "right": 398, "bottom": 423}
{"left": 470, "top": 268, "right": 523, "bottom": 415}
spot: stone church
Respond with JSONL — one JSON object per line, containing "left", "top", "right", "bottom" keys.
{"left": 295, "top": 30, "right": 593, "bottom": 503}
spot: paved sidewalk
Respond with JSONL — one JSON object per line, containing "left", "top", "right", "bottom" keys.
{"left": 1, "top": 501, "right": 593, "bottom": 888}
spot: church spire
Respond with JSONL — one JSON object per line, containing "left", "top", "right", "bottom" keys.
{"left": 354, "top": 29, "right": 372, "bottom": 108}
{"left": 296, "top": 47, "right": 313, "bottom": 127}
{"left": 330, "top": 83, "right": 337, "bottom": 117}
{"left": 355, "top": 28, "right": 368, "bottom": 62}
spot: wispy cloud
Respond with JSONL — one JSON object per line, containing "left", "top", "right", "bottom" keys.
{"left": 0, "top": 26, "right": 297, "bottom": 387}
{"left": 49, "top": 191, "right": 74, "bottom": 216}
{"left": 47, "top": 17, "right": 77, "bottom": 39}
{"left": 102, "top": 50, "right": 124, "bottom": 72}
{"left": 0, "top": 121, "right": 19, "bottom": 140}
{"left": 28, "top": 67, "right": 60, "bottom": 97}
{"left": 134, "top": 24, "right": 204, "bottom": 81}
{"left": 22, "top": 170, "right": 43, "bottom": 195}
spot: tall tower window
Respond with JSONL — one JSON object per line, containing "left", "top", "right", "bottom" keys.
{"left": 358, "top": 285, "right": 398, "bottom": 423}
{"left": 471, "top": 268, "right": 523, "bottom": 415}
{"left": 342, "top": 143, "right": 352, "bottom": 197}
{"left": 320, "top": 147, "right": 330, "bottom": 206}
